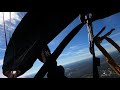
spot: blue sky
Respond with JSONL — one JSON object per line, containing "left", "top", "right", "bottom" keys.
{"left": 0, "top": 12, "right": 120, "bottom": 78}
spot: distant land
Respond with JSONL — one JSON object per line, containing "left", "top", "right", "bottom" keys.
{"left": 22, "top": 50, "right": 120, "bottom": 78}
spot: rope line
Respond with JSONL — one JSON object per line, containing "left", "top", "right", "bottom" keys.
{"left": 3, "top": 12, "right": 8, "bottom": 48}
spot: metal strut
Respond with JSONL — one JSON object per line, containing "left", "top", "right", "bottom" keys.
{"left": 94, "top": 29, "right": 120, "bottom": 76}
{"left": 34, "top": 23, "right": 84, "bottom": 78}
{"left": 84, "top": 13, "right": 100, "bottom": 78}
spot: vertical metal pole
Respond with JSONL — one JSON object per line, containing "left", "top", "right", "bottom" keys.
{"left": 85, "top": 13, "right": 99, "bottom": 78}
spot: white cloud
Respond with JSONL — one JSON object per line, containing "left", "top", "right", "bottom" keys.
{"left": 58, "top": 51, "right": 92, "bottom": 65}
{"left": 60, "top": 51, "right": 72, "bottom": 57}
{"left": 58, "top": 47, "right": 91, "bottom": 65}
{"left": 69, "top": 43, "right": 88, "bottom": 50}
{"left": 0, "top": 72, "right": 6, "bottom": 78}
{"left": 59, "top": 43, "right": 89, "bottom": 58}
{"left": 110, "top": 32, "right": 120, "bottom": 38}
{"left": 0, "top": 66, "right": 7, "bottom": 78}
{"left": 74, "top": 52, "right": 91, "bottom": 58}
{"left": 60, "top": 47, "right": 88, "bottom": 58}
{"left": 94, "top": 40, "right": 120, "bottom": 56}
{"left": 0, "top": 48, "right": 6, "bottom": 51}
{"left": 69, "top": 45, "right": 79, "bottom": 49}
{"left": 18, "top": 73, "right": 36, "bottom": 78}
{"left": 75, "top": 48, "right": 89, "bottom": 54}
{"left": 0, "top": 12, "right": 20, "bottom": 24}
{"left": 0, "top": 59, "right": 3, "bottom": 66}
{"left": 102, "top": 43, "right": 110, "bottom": 47}
{"left": 116, "top": 41, "right": 120, "bottom": 45}
{"left": 58, "top": 40, "right": 120, "bottom": 65}
{"left": 0, "top": 12, "right": 26, "bottom": 35}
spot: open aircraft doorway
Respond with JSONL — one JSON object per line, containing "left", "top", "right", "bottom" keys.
{"left": 0, "top": 8, "right": 120, "bottom": 78}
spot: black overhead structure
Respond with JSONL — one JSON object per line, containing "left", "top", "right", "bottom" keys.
{"left": 2, "top": 8, "right": 120, "bottom": 78}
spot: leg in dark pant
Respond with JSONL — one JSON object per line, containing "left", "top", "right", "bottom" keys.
{"left": 47, "top": 61, "right": 67, "bottom": 78}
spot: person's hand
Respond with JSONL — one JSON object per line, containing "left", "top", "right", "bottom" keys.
{"left": 4, "top": 70, "right": 21, "bottom": 78}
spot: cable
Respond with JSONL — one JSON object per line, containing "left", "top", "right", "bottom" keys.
{"left": 10, "top": 12, "right": 12, "bottom": 38}
{"left": 3, "top": 12, "right": 8, "bottom": 48}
